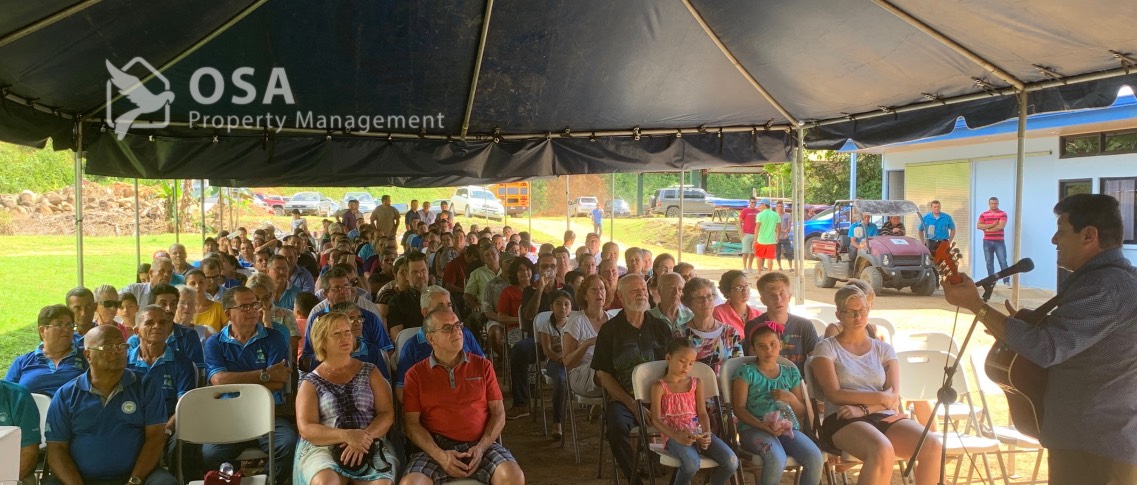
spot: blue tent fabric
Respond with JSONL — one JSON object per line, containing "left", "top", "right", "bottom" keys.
{"left": 1, "top": 0, "right": 1136, "bottom": 185}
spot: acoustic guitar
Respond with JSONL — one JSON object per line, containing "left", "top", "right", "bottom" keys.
{"left": 932, "top": 242, "right": 1048, "bottom": 439}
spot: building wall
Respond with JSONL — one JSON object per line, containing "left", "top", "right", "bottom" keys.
{"left": 882, "top": 136, "right": 1137, "bottom": 292}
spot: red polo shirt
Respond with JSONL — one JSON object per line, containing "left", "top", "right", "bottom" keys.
{"left": 403, "top": 352, "right": 502, "bottom": 443}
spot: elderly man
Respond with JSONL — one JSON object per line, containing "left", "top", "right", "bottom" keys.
{"left": 649, "top": 272, "right": 693, "bottom": 333}
{"left": 132, "top": 284, "right": 206, "bottom": 370}
{"left": 1, "top": 379, "right": 40, "bottom": 485}
{"left": 168, "top": 243, "right": 192, "bottom": 276}
{"left": 6, "top": 305, "right": 87, "bottom": 396}
{"left": 402, "top": 309, "right": 524, "bottom": 485}
{"left": 123, "top": 258, "right": 175, "bottom": 307}
{"left": 45, "top": 326, "right": 175, "bottom": 485}
{"left": 394, "top": 286, "right": 484, "bottom": 401}
{"left": 592, "top": 275, "right": 674, "bottom": 483}
{"left": 65, "top": 287, "right": 97, "bottom": 338}
{"left": 370, "top": 194, "right": 401, "bottom": 239}
{"left": 300, "top": 266, "right": 394, "bottom": 371}
{"left": 552, "top": 246, "right": 572, "bottom": 285}
{"left": 277, "top": 245, "right": 315, "bottom": 294}
{"left": 387, "top": 251, "right": 431, "bottom": 335}
{"left": 198, "top": 257, "right": 229, "bottom": 301}
{"left": 126, "top": 305, "right": 197, "bottom": 466}
{"left": 266, "top": 255, "right": 300, "bottom": 311}
{"left": 202, "top": 287, "right": 297, "bottom": 482}
{"left": 746, "top": 272, "right": 819, "bottom": 374}
{"left": 624, "top": 247, "right": 645, "bottom": 275}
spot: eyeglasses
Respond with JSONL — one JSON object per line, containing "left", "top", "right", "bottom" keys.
{"left": 348, "top": 314, "right": 365, "bottom": 323}
{"left": 227, "top": 302, "right": 263, "bottom": 312}
{"left": 431, "top": 322, "right": 464, "bottom": 335}
{"left": 99, "top": 300, "right": 121, "bottom": 308}
{"left": 689, "top": 295, "right": 715, "bottom": 304}
{"left": 327, "top": 285, "right": 354, "bottom": 293}
{"left": 841, "top": 309, "right": 870, "bottom": 318}
{"left": 88, "top": 342, "right": 130, "bottom": 353}
{"left": 41, "top": 322, "right": 76, "bottom": 330}
{"left": 204, "top": 274, "right": 225, "bottom": 281}
{"left": 731, "top": 285, "right": 749, "bottom": 293}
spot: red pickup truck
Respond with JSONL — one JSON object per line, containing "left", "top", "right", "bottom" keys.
{"left": 256, "top": 193, "right": 289, "bottom": 215}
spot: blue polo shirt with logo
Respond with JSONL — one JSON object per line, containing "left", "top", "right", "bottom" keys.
{"left": 127, "top": 345, "right": 197, "bottom": 418}
{"left": 5, "top": 344, "right": 88, "bottom": 397}
{"left": 204, "top": 324, "right": 289, "bottom": 404}
{"left": 394, "top": 327, "right": 484, "bottom": 387}
{"left": 352, "top": 337, "right": 392, "bottom": 381}
{"left": 919, "top": 212, "right": 956, "bottom": 241}
{"left": 301, "top": 307, "right": 394, "bottom": 370}
{"left": 0, "top": 380, "right": 41, "bottom": 448}
{"left": 45, "top": 369, "right": 165, "bottom": 480}
{"left": 127, "top": 324, "right": 205, "bottom": 369}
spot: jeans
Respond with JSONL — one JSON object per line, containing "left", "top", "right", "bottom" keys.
{"left": 983, "top": 239, "right": 1010, "bottom": 283}
{"left": 509, "top": 337, "right": 537, "bottom": 407}
{"left": 605, "top": 401, "right": 640, "bottom": 482}
{"left": 201, "top": 416, "right": 298, "bottom": 484}
{"left": 594, "top": 222, "right": 603, "bottom": 236}
{"left": 546, "top": 361, "right": 568, "bottom": 424}
{"left": 45, "top": 469, "right": 177, "bottom": 485}
{"left": 664, "top": 434, "right": 739, "bottom": 485}
{"left": 739, "top": 427, "right": 824, "bottom": 485}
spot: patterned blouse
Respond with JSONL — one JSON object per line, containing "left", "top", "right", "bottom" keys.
{"left": 682, "top": 320, "right": 743, "bottom": 374}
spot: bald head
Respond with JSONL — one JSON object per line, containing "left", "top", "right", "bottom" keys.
{"left": 84, "top": 324, "right": 122, "bottom": 348}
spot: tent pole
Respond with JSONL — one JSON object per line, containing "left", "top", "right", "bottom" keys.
{"left": 565, "top": 175, "right": 570, "bottom": 234}
{"left": 678, "top": 172, "right": 685, "bottom": 263}
{"left": 173, "top": 179, "right": 180, "bottom": 243}
{"left": 74, "top": 121, "right": 84, "bottom": 288}
{"left": 0, "top": 0, "right": 103, "bottom": 49}
{"left": 610, "top": 173, "right": 615, "bottom": 243}
{"left": 1012, "top": 90, "right": 1027, "bottom": 306}
{"left": 528, "top": 195, "right": 532, "bottom": 239}
{"left": 849, "top": 153, "right": 858, "bottom": 199}
{"left": 794, "top": 127, "right": 805, "bottom": 305}
{"left": 135, "top": 178, "right": 141, "bottom": 269}
{"left": 200, "top": 180, "right": 206, "bottom": 247}
{"left": 459, "top": 0, "right": 495, "bottom": 139}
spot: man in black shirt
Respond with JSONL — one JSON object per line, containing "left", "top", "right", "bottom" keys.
{"left": 387, "top": 251, "right": 429, "bottom": 335}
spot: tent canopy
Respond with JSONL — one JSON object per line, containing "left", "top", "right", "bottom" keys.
{"left": 1, "top": 0, "right": 1136, "bottom": 185}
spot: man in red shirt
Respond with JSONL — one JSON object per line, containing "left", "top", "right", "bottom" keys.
{"left": 976, "top": 196, "right": 1010, "bottom": 286}
{"left": 738, "top": 197, "right": 759, "bottom": 273}
{"left": 402, "top": 309, "right": 524, "bottom": 484}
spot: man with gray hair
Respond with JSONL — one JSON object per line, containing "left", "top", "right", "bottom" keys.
{"left": 123, "top": 257, "right": 175, "bottom": 307}
{"left": 648, "top": 272, "right": 693, "bottom": 333}
{"left": 394, "top": 286, "right": 484, "bottom": 401}
{"left": 300, "top": 266, "right": 394, "bottom": 372}
{"left": 592, "top": 274, "right": 675, "bottom": 482}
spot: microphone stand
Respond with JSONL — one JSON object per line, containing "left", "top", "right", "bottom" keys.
{"left": 903, "top": 281, "right": 997, "bottom": 484}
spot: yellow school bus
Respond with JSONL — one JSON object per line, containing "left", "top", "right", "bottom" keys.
{"left": 490, "top": 182, "right": 530, "bottom": 215}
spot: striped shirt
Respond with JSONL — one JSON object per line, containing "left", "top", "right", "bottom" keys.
{"left": 1002, "top": 249, "right": 1137, "bottom": 464}
{"left": 978, "top": 209, "right": 1007, "bottom": 241}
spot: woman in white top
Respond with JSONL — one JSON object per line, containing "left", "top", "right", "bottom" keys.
{"left": 562, "top": 275, "right": 611, "bottom": 398}
{"left": 810, "top": 284, "right": 941, "bottom": 485}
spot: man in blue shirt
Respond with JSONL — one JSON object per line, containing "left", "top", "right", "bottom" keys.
{"left": 127, "top": 285, "right": 205, "bottom": 370}
{"left": 918, "top": 200, "right": 956, "bottom": 255}
{"left": 45, "top": 326, "right": 174, "bottom": 485}
{"left": 847, "top": 212, "right": 880, "bottom": 260}
{"left": 1, "top": 380, "right": 41, "bottom": 484}
{"left": 394, "top": 286, "right": 484, "bottom": 401}
{"left": 591, "top": 205, "right": 603, "bottom": 236}
{"left": 277, "top": 245, "right": 315, "bottom": 294}
{"left": 300, "top": 268, "right": 393, "bottom": 371}
{"left": 202, "top": 287, "right": 296, "bottom": 483}
{"left": 6, "top": 304, "right": 88, "bottom": 397}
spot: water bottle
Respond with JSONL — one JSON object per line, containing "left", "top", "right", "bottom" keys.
{"left": 219, "top": 462, "right": 235, "bottom": 478}
{"left": 688, "top": 416, "right": 706, "bottom": 449}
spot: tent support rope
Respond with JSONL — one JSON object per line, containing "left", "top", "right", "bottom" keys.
{"left": 460, "top": 0, "right": 495, "bottom": 139}
{"left": 0, "top": 0, "right": 104, "bottom": 49}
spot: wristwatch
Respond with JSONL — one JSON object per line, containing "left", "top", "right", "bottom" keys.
{"left": 259, "top": 369, "right": 270, "bottom": 383}
{"left": 976, "top": 304, "right": 990, "bottom": 321}
{"left": 129, "top": 477, "right": 142, "bottom": 485}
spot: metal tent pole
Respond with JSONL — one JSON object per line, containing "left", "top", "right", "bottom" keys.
{"left": 849, "top": 152, "right": 858, "bottom": 199}
{"left": 134, "top": 178, "right": 141, "bottom": 268}
{"left": 565, "top": 175, "right": 571, "bottom": 233}
{"left": 794, "top": 127, "right": 806, "bottom": 305}
{"left": 678, "top": 172, "right": 685, "bottom": 263}
{"left": 528, "top": 198, "right": 532, "bottom": 238}
{"left": 74, "top": 121, "right": 84, "bottom": 287}
{"left": 200, "top": 180, "right": 206, "bottom": 246}
{"left": 173, "top": 179, "right": 180, "bottom": 243}
{"left": 1012, "top": 90, "right": 1027, "bottom": 306}
{"left": 609, "top": 173, "right": 615, "bottom": 242}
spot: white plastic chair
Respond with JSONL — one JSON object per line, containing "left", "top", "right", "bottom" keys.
{"left": 808, "top": 318, "right": 828, "bottom": 339}
{"left": 896, "top": 350, "right": 1008, "bottom": 485}
{"left": 630, "top": 360, "right": 727, "bottom": 485}
{"left": 867, "top": 317, "right": 896, "bottom": 343}
{"left": 718, "top": 356, "right": 803, "bottom": 484}
{"left": 394, "top": 327, "right": 420, "bottom": 363}
{"left": 893, "top": 331, "right": 959, "bottom": 355}
{"left": 31, "top": 393, "right": 50, "bottom": 449}
{"left": 176, "top": 384, "right": 274, "bottom": 485}
{"left": 969, "top": 348, "right": 1045, "bottom": 484}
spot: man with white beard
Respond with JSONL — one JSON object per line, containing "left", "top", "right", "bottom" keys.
{"left": 591, "top": 274, "right": 675, "bottom": 483}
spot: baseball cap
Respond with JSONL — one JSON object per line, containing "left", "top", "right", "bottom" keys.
{"left": 759, "top": 199, "right": 771, "bottom": 207}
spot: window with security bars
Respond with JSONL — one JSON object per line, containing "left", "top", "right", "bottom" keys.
{"left": 1101, "top": 177, "right": 1137, "bottom": 244}
{"left": 1060, "top": 130, "right": 1137, "bottom": 158}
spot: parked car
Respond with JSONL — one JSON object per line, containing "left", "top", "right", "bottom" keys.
{"left": 341, "top": 192, "right": 376, "bottom": 214}
{"left": 649, "top": 185, "right": 716, "bottom": 217}
{"left": 605, "top": 198, "right": 632, "bottom": 217}
{"left": 568, "top": 196, "right": 599, "bottom": 217}
{"left": 798, "top": 206, "right": 850, "bottom": 260}
{"left": 285, "top": 191, "right": 336, "bottom": 216}
{"left": 255, "top": 193, "right": 289, "bottom": 215}
{"left": 428, "top": 199, "right": 454, "bottom": 218}
{"left": 323, "top": 197, "right": 341, "bottom": 218}
{"left": 450, "top": 186, "right": 505, "bottom": 220}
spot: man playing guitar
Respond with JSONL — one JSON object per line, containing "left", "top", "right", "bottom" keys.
{"left": 942, "top": 194, "right": 1137, "bottom": 484}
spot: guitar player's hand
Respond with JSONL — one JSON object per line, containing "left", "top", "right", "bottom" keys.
{"left": 942, "top": 273, "right": 984, "bottom": 313}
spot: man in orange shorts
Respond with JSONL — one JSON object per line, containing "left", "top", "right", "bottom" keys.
{"left": 753, "top": 199, "right": 781, "bottom": 274}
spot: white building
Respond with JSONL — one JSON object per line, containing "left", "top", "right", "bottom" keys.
{"left": 855, "top": 88, "right": 1137, "bottom": 292}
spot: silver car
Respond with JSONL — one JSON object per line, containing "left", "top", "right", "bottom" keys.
{"left": 649, "top": 186, "right": 716, "bottom": 217}
{"left": 568, "top": 196, "right": 599, "bottom": 217}
{"left": 285, "top": 191, "right": 336, "bottom": 216}
{"left": 450, "top": 186, "right": 505, "bottom": 221}
{"left": 342, "top": 191, "right": 376, "bottom": 213}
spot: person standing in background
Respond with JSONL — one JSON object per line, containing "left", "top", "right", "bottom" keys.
{"left": 976, "top": 197, "right": 1010, "bottom": 287}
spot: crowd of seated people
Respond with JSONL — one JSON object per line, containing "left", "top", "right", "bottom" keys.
{"left": 2, "top": 195, "right": 946, "bottom": 485}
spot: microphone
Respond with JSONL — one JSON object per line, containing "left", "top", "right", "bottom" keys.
{"left": 974, "top": 258, "right": 1034, "bottom": 288}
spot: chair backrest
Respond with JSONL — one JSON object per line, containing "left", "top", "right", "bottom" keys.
{"left": 533, "top": 311, "right": 552, "bottom": 335}
{"left": 32, "top": 393, "right": 51, "bottom": 446}
{"left": 808, "top": 318, "right": 829, "bottom": 339}
{"left": 631, "top": 360, "right": 719, "bottom": 402}
{"left": 893, "top": 331, "right": 959, "bottom": 356}
{"left": 718, "top": 356, "right": 754, "bottom": 406}
{"left": 895, "top": 350, "right": 967, "bottom": 402}
{"left": 175, "top": 384, "right": 275, "bottom": 444}
{"left": 394, "top": 327, "right": 419, "bottom": 360}
{"left": 867, "top": 317, "right": 896, "bottom": 342}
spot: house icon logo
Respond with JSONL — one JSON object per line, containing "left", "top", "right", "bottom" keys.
{"left": 105, "top": 57, "right": 175, "bottom": 140}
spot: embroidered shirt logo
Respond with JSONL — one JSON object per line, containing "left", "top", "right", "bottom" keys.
{"left": 122, "top": 400, "right": 138, "bottom": 414}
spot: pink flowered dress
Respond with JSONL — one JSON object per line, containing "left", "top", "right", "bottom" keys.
{"left": 658, "top": 378, "right": 698, "bottom": 444}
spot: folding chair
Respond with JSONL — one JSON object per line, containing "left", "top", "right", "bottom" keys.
{"left": 892, "top": 333, "right": 976, "bottom": 427}
{"left": 896, "top": 350, "right": 1008, "bottom": 485}
{"left": 809, "top": 318, "right": 829, "bottom": 339}
{"left": 802, "top": 356, "right": 911, "bottom": 485}
{"left": 969, "top": 348, "right": 1045, "bottom": 484}
{"left": 718, "top": 356, "right": 804, "bottom": 485}
{"left": 531, "top": 311, "right": 554, "bottom": 435}
{"left": 630, "top": 360, "right": 733, "bottom": 485}
{"left": 32, "top": 393, "right": 51, "bottom": 478}
{"left": 394, "top": 327, "right": 419, "bottom": 365}
{"left": 176, "top": 384, "right": 274, "bottom": 485}
{"left": 866, "top": 317, "right": 896, "bottom": 343}
{"left": 566, "top": 381, "right": 606, "bottom": 467}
